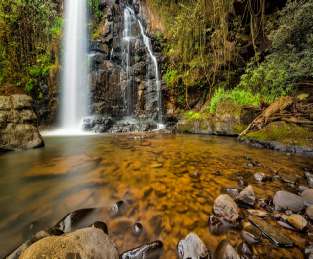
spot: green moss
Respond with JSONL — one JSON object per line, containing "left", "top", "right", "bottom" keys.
{"left": 246, "top": 122, "right": 313, "bottom": 148}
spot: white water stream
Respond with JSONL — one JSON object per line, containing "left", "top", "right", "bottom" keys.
{"left": 60, "top": 0, "right": 89, "bottom": 133}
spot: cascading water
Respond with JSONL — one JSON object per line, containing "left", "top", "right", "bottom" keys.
{"left": 122, "top": 8, "right": 136, "bottom": 115}
{"left": 122, "top": 6, "right": 163, "bottom": 124}
{"left": 137, "top": 18, "right": 163, "bottom": 124}
{"left": 60, "top": 0, "right": 89, "bottom": 132}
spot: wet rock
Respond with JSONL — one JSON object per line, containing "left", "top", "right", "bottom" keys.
{"left": 273, "top": 190, "right": 304, "bottom": 212}
{"left": 83, "top": 115, "right": 114, "bottom": 133}
{"left": 241, "top": 223, "right": 261, "bottom": 245}
{"left": 248, "top": 216, "right": 293, "bottom": 247}
{"left": 214, "top": 240, "right": 240, "bottom": 259}
{"left": 247, "top": 209, "right": 268, "bottom": 218}
{"left": 132, "top": 222, "right": 144, "bottom": 236}
{"left": 120, "top": 240, "right": 163, "bottom": 259}
{"left": 277, "top": 220, "right": 297, "bottom": 231}
{"left": 213, "top": 194, "right": 239, "bottom": 222}
{"left": 306, "top": 205, "right": 313, "bottom": 220}
{"left": 254, "top": 172, "right": 271, "bottom": 183}
{"left": 237, "top": 185, "right": 256, "bottom": 207}
{"left": 208, "top": 215, "right": 239, "bottom": 235}
{"left": 286, "top": 214, "right": 308, "bottom": 231}
{"left": 6, "top": 231, "right": 51, "bottom": 259}
{"left": 224, "top": 188, "right": 239, "bottom": 199}
{"left": 301, "top": 189, "right": 313, "bottom": 206}
{"left": 54, "top": 208, "right": 96, "bottom": 233}
{"left": 111, "top": 200, "right": 127, "bottom": 217}
{"left": 20, "top": 228, "right": 119, "bottom": 259}
{"left": 305, "top": 172, "right": 313, "bottom": 188}
{"left": 237, "top": 242, "right": 253, "bottom": 258}
{"left": 177, "top": 233, "right": 209, "bottom": 259}
{"left": 90, "top": 221, "right": 108, "bottom": 234}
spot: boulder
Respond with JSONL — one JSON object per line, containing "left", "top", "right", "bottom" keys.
{"left": 273, "top": 191, "right": 304, "bottom": 212}
{"left": 0, "top": 95, "right": 44, "bottom": 151}
{"left": 177, "top": 233, "right": 209, "bottom": 259}
{"left": 214, "top": 240, "right": 240, "bottom": 259}
{"left": 301, "top": 189, "right": 313, "bottom": 206}
{"left": 20, "top": 228, "right": 119, "bottom": 259}
{"left": 214, "top": 194, "right": 239, "bottom": 222}
{"left": 306, "top": 205, "right": 313, "bottom": 220}
{"left": 237, "top": 185, "right": 256, "bottom": 206}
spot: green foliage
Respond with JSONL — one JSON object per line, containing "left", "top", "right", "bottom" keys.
{"left": 184, "top": 111, "right": 203, "bottom": 121}
{"left": 50, "top": 17, "right": 63, "bottom": 39}
{"left": 164, "top": 69, "right": 179, "bottom": 88}
{"left": 209, "top": 88, "right": 260, "bottom": 113}
{"left": 238, "top": 0, "right": 313, "bottom": 103}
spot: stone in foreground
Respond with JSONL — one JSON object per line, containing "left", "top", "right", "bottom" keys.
{"left": 214, "top": 240, "right": 240, "bottom": 259}
{"left": 301, "top": 189, "right": 313, "bottom": 206}
{"left": 237, "top": 185, "right": 256, "bottom": 206}
{"left": 249, "top": 216, "right": 293, "bottom": 247}
{"left": 273, "top": 190, "right": 304, "bottom": 212}
{"left": 177, "top": 232, "right": 209, "bottom": 259}
{"left": 214, "top": 194, "right": 239, "bottom": 222}
{"left": 121, "top": 240, "right": 163, "bottom": 259}
{"left": 20, "top": 227, "right": 119, "bottom": 259}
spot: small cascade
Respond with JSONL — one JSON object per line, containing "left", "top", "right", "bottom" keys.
{"left": 122, "top": 6, "right": 163, "bottom": 123}
{"left": 60, "top": 0, "right": 89, "bottom": 132}
{"left": 137, "top": 19, "right": 163, "bottom": 124}
{"left": 122, "top": 7, "right": 137, "bottom": 115}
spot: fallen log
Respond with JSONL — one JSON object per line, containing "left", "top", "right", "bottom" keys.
{"left": 240, "top": 96, "right": 294, "bottom": 136}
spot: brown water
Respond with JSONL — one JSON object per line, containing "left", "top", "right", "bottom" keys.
{"left": 0, "top": 133, "right": 312, "bottom": 258}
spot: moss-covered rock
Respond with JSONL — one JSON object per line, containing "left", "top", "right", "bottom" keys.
{"left": 176, "top": 100, "right": 259, "bottom": 135}
{"left": 240, "top": 121, "right": 313, "bottom": 155}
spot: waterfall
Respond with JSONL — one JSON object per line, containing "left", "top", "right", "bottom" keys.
{"left": 137, "top": 18, "right": 163, "bottom": 123}
{"left": 60, "top": 0, "right": 89, "bottom": 131}
{"left": 122, "top": 8, "right": 136, "bottom": 115}
{"left": 123, "top": 6, "right": 163, "bottom": 123}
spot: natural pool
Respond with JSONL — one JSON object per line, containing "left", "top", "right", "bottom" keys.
{"left": 0, "top": 134, "right": 312, "bottom": 258}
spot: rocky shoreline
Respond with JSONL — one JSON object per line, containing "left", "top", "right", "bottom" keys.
{"left": 6, "top": 164, "right": 313, "bottom": 259}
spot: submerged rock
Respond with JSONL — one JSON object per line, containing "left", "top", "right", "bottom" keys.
{"left": 208, "top": 215, "right": 239, "bottom": 235}
{"left": 237, "top": 185, "right": 256, "bottom": 207}
{"left": 247, "top": 209, "right": 268, "bottom": 218}
{"left": 254, "top": 172, "right": 271, "bottom": 183}
{"left": 273, "top": 190, "right": 304, "bottom": 212}
{"left": 306, "top": 205, "right": 313, "bottom": 220}
{"left": 237, "top": 242, "right": 253, "bottom": 258}
{"left": 20, "top": 228, "right": 119, "bottom": 259}
{"left": 214, "top": 240, "right": 240, "bottom": 259}
{"left": 241, "top": 223, "right": 261, "bottom": 245}
{"left": 213, "top": 194, "right": 239, "bottom": 222}
{"left": 249, "top": 216, "right": 293, "bottom": 247}
{"left": 120, "top": 240, "right": 163, "bottom": 259}
{"left": 177, "top": 233, "right": 209, "bottom": 259}
{"left": 286, "top": 214, "right": 307, "bottom": 231}
{"left": 301, "top": 189, "right": 313, "bottom": 206}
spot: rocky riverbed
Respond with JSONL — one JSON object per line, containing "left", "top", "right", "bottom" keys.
{"left": 1, "top": 134, "right": 313, "bottom": 258}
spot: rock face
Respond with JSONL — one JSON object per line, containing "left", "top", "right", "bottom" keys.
{"left": 87, "top": 0, "right": 164, "bottom": 132}
{"left": 20, "top": 228, "right": 119, "bottom": 259}
{"left": 213, "top": 194, "right": 239, "bottom": 222}
{"left": 0, "top": 95, "right": 44, "bottom": 151}
{"left": 273, "top": 191, "right": 304, "bottom": 212}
